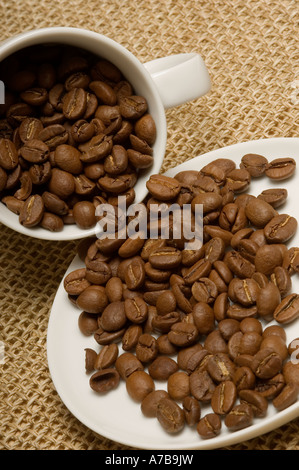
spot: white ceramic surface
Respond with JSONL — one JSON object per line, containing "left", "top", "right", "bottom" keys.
{"left": 0, "top": 27, "right": 211, "bottom": 241}
{"left": 47, "top": 138, "right": 299, "bottom": 450}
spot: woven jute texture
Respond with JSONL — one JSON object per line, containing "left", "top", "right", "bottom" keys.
{"left": 1, "top": 0, "right": 299, "bottom": 450}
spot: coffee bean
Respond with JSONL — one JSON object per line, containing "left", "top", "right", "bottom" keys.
{"left": 240, "top": 153, "right": 268, "bottom": 177}
{"left": 146, "top": 174, "right": 181, "bottom": 201}
{"left": 141, "top": 390, "right": 169, "bottom": 418}
{"left": 167, "top": 322, "right": 199, "bottom": 347}
{"left": 264, "top": 214, "right": 297, "bottom": 243}
{"left": 79, "top": 312, "right": 98, "bottom": 337}
{"left": 94, "top": 343, "right": 119, "bottom": 370}
{"left": 167, "top": 371, "right": 190, "bottom": 401}
{"left": 115, "top": 352, "right": 144, "bottom": 380}
{"left": 224, "top": 403, "right": 253, "bottom": 431}
{"left": 54, "top": 144, "right": 83, "bottom": 174}
{"left": 211, "top": 381, "right": 237, "bottom": 415}
{"left": 197, "top": 413, "right": 221, "bottom": 439}
{"left": 19, "top": 194, "right": 44, "bottom": 227}
{"left": 119, "top": 95, "right": 148, "bottom": 120}
{"left": 126, "top": 370, "right": 155, "bottom": 402}
{"left": 84, "top": 348, "right": 97, "bottom": 372}
{"left": 251, "top": 348, "right": 282, "bottom": 379}
{"left": 77, "top": 285, "right": 108, "bottom": 314}
{"left": 148, "top": 356, "right": 179, "bottom": 381}
{"left": 265, "top": 157, "right": 296, "bottom": 180}
{"left": 73, "top": 201, "right": 96, "bottom": 229}
{"left": 239, "top": 389, "right": 268, "bottom": 417}
{"left": 89, "top": 368, "right": 120, "bottom": 393}
{"left": 257, "top": 188, "right": 288, "bottom": 208}
{"left": 0, "top": 138, "right": 18, "bottom": 170}
{"left": 156, "top": 397, "right": 185, "bottom": 433}
{"left": 273, "top": 293, "right": 299, "bottom": 324}
{"left": 182, "top": 396, "right": 201, "bottom": 426}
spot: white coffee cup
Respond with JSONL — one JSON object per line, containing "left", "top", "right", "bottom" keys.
{"left": 0, "top": 27, "right": 211, "bottom": 240}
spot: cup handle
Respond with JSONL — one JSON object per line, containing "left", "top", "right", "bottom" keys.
{"left": 144, "top": 52, "right": 211, "bottom": 109}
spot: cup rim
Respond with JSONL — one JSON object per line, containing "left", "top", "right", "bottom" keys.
{"left": 0, "top": 27, "right": 167, "bottom": 241}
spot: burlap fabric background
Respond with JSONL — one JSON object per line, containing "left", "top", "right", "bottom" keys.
{"left": 1, "top": 0, "right": 299, "bottom": 450}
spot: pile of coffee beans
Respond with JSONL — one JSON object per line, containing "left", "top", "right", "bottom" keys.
{"left": 64, "top": 153, "right": 299, "bottom": 440}
{"left": 0, "top": 44, "right": 156, "bottom": 231}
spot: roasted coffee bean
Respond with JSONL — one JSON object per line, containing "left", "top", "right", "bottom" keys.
{"left": 264, "top": 214, "right": 297, "bottom": 243}
{"left": 167, "top": 322, "right": 199, "bottom": 347}
{"left": 191, "top": 277, "right": 218, "bottom": 304}
{"left": 156, "top": 397, "right": 185, "bottom": 433}
{"left": 228, "top": 278, "right": 259, "bottom": 307}
{"left": 100, "top": 301, "right": 126, "bottom": 332}
{"left": 39, "top": 124, "right": 68, "bottom": 150}
{"left": 273, "top": 383, "right": 299, "bottom": 411}
{"left": 89, "top": 81, "right": 117, "bottom": 106}
{"left": 115, "top": 352, "right": 144, "bottom": 380}
{"left": 282, "top": 247, "right": 299, "bottom": 275}
{"left": 167, "top": 371, "right": 190, "bottom": 401}
{"left": 141, "top": 390, "right": 169, "bottom": 418}
{"left": 177, "top": 344, "right": 208, "bottom": 374}
{"left": 119, "top": 95, "right": 148, "bottom": 120}
{"left": 211, "top": 381, "right": 237, "bottom": 415}
{"left": 190, "top": 370, "right": 215, "bottom": 402}
{"left": 73, "top": 201, "right": 96, "bottom": 229}
{"left": 135, "top": 333, "right": 158, "bottom": 363}
{"left": 182, "top": 396, "right": 201, "bottom": 426}
{"left": 77, "top": 285, "right": 108, "bottom": 314}
{"left": 273, "top": 293, "right": 299, "bottom": 324}
{"left": 197, "top": 413, "right": 221, "bottom": 439}
{"left": 257, "top": 188, "right": 288, "bottom": 208}
{"left": 134, "top": 114, "right": 156, "bottom": 146}
{"left": 40, "top": 212, "right": 64, "bottom": 231}
{"left": 224, "top": 250, "right": 255, "bottom": 279}
{"left": 225, "top": 168, "right": 251, "bottom": 192}
{"left": 239, "top": 389, "right": 268, "bottom": 417}
{"left": 79, "top": 311, "right": 99, "bottom": 337}
{"left": 224, "top": 403, "right": 254, "bottom": 431}
{"left": 54, "top": 144, "right": 83, "bottom": 174}
{"left": 94, "top": 326, "right": 126, "bottom": 345}
{"left": 19, "top": 194, "right": 44, "bottom": 227}
{"left": 245, "top": 197, "right": 277, "bottom": 228}
{"left": 148, "top": 356, "right": 179, "bottom": 381}
{"left": 89, "top": 368, "right": 120, "bottom": 393}
{"left": 254, "top": 244, "right": 286, "bottom": 276}
{"left": 240, "top": 153, "right": 268, "bottom": 177}
{"left": 0, "top": 138, "right": 19, "bottom": 170}
{"left": 146, "top": 174, "right": 181, "bottom": 201}
{"left": 265, "top": 157, "right": 296, "bottom": 180}
{"left": 84, "top": 348, "right": 97, "bottom": 372}
{"left": 20, "top": 139, "right": 50, "bottom": 164}
{"left": 62, "top": 88, "right": 87, "bottom": 120}
{"left": 260, "top": 335, "right": 288, "bottom": 361}
{"left": 207, "top": 353, "right": 235, "bottom": 382}
{"left": 270, "top": 266, "right": 292, "bottom": 298}
{"left": 126, "top": 370, "right": 155, "bottom": 402}
{"left": 94, "top": 343, "right": 119, "bottom": 370}
{"left": 193, "top": 302, "right": 215, "bottom": 335}
{"left": 256, "top": 283, "right": 281, "bottom": 321}
{"left": 85, "top": 258, "right": 112, "bottom": 285}
{"left": 0, "top": 168, "right": 8, "bottom": 192}
{"left": 2, "top": 195, "right": 24, "bottom": 214}
{"left": 233, "top": 366, "right": 256, "bottom": 391}
{"left": 251, "top": 348, "right": 282, "bottom": 379}
{"left": 122, "top": 324, "right": 142, "bottom": 351}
